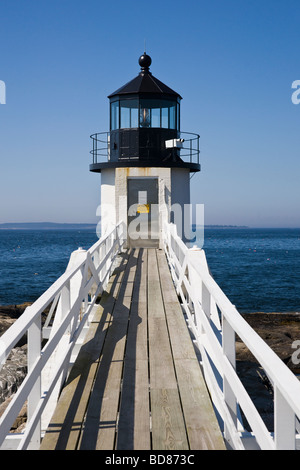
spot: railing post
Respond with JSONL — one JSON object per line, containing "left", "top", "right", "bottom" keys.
{"left": 96, "top": 134, "right": 98, "bottom": 163}
{"left": 93, "top": 135, "right": 95, "bottom": 164}
{"left": 27, "top": 313, "right": 41, "bottom": 449}
{"left": 114, "top": 225, "right": 119, "bottom": 259}
{"left": 61, "top": 282, "right": 71, "bottom": 332}
{"left": 81, "top": 264, "right": 89, "bottom": 317}
{"left": 187, "top": 258, "right": 203, "bottom": 334}
{"left": 105, "top": 236, "right": 109, "bottom": 275}
{"left": 107, "top": 132, "right": 110, "bottom": 161}
{"left": 66, "top": 248, "right": 86, "bottom": 321}
{"left": 116, "top": 223, "right": 121, "bottom": 254}
{"left": 201, "top": 282, "right": 211, "bottom": 319}
{"left": 99, "top": 241, "right": 105, "bottom": 284}
{"left": 93, "top": 246, "right": 100, "bottom": 272}
{"left": 108, "top": 232, "right": 113, "bottom": 278}
{"left": 274, "top": 386, "right": 295, "bottom": 449}
{"left": 222, "top": 314, "right": 238, "bottom": 440}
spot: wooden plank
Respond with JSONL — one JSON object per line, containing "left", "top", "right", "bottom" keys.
{"left": 78, "top": 249, "right": 138, "bottom": 450}
{"left": 156, "top": 250, "right": 196, "bottom": 360}
{"left": 147, "top": 249, "right": 189, "bottom": 449}
{"left": 147, "top": 249, "right": 164, "bottom": 319}
{"left": 78, "top": 361, "right": 124, "bottom": 450}
{"left": 148, "top": 317, "right": 177, "bottom": 390}
{"left": 118, "top": 249, "right": 148, "bottom": 363}
{"left": 148, "top": 251, "right": 177, "bottom": 389}
{"left": 40, "top": 355, "right": 98, "bottom": 450}
{"left": 116, "top": 359, "right": 150, "bottom": 450}
{"left": 40, "top": 292, "right": 117, "bottom": 450}
{"left": 174, "top": 358, "right": 226, "bottom": 450}
{"left": 117, "top": 249, "right": 151, "bottom": 450}
{"left": 40, "top": 250, "right": 131, "bottom": 450}
{"left": 111, "top": 251, "right": 137, "bottom": 321}
{"left": 155, "top": 250, "right": 180, "bottom": 304}
{"left": 41, "top": 247, "right": 225, "bottom": 452}
{"left": 156, "top": 249, "right": 226, "bottom": 450}
{"left": 162, "top": 302, "right": 196, "bottom": 360}
{"left": 151, "top": 389, "right": 189, "bottom": 450}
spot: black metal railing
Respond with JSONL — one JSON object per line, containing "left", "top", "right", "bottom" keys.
{"left": 179, "top": 131, "right": 200, "bottom": 164}
{"left": 90, "top": 131, "right": 200, "bottom": 166}
{"left": 90, "top": 131, "right": 110, "bottom": 164}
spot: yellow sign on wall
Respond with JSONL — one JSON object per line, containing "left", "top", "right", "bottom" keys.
{"left": 137, "top": 204, "right": 150, "bottom": 214}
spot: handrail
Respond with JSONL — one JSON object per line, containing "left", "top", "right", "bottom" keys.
{"left": 90, "top": 130, "right": 200, "bottom": 165}
{"left": 2, "top": 219, "right": 299, "bottom": 450}
{"left": 162, "top": 221, "right": 300, "bottom": 450}
{"left": 0, "top": 221, "right": 126, "bottom": 450}
{"left": 90, "top": 131, "right": 110, "bottom": 163}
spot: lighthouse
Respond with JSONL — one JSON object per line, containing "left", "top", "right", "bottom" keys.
{"left": 90, "top": 53, "right": 200, "bottom": 247}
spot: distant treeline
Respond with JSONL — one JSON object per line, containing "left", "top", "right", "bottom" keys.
{"left": 193, "top": 224, "right": 249, "bottom": 229}
{"left": 0, "top": 222, "right": 97, "bottom": 230}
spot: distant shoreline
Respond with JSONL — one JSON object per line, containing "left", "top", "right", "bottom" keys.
{"left": 0, "top": 222, "right": 97, "bottom": 230}
{"left": 0, "top": 223, "right": 250, "bottom": 231}
{"left": 0, "top": 223, "right": 299, "bottom": 231}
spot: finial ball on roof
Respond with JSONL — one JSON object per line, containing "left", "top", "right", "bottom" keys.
{"left": 139, "top": 53, "right": 152, "bottom": 71}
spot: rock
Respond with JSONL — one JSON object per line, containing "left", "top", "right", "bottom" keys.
{"left": 239, "top": 312, "right": 300, "bottom": 374}
{"left": 0, "top": 303, "right": 31, "bottom": 321}
{"left": 0, "top": 303, "right": 31, "bottom": 345}
{"left": 0, "top": 395, "right": 27, "bottom": 433}
{"left": 236, "top": 312, "right": 300, "bottom": 432}
{"left": 0, "top": 346, "right": 27, "bottom": 404}
{"left": 0, "top": 304, "right": 30, "bottom": 406}
{"left": 0, "top": 305, "right": 31, "bottom": 433}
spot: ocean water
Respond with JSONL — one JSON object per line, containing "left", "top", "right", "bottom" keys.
{"left": 0, "top": 229, "right": 98, "bottom": 306}
{"left": 200, "top": 227, "right": 300, "bottom": 313}
{"left": 0, "top": 228, "right": 299, "bottom": 313}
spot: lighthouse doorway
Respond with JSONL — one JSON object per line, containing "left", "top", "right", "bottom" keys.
{"left": 127, "top": 177, "right": 159, "bottom": 248}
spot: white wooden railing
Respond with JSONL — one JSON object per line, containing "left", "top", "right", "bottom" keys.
{"left": 1, "top": 219, "right": 299, "bottom": 451}
{"left": 163, "top": 222, "right": 300, "bottom": 450}
{"left": 0, "top": 222, "right": 125, "bottom": 450}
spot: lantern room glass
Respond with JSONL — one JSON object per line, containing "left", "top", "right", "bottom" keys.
{"left": 110, "top": 98, "right": 179, "bottom": 131}
{"left": 110, "top": 101, "right": 119, "bottom": 130}
{"left": 120, "top": 99, "right": 139, "bottom": 129}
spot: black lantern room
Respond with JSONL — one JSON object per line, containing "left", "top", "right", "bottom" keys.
{"left": 90, "top": 53, "right": 200, "bottom": 173}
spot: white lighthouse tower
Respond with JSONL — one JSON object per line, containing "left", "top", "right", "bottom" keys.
{"left": 90, "top": 53, "right": 200, "bottom": 247}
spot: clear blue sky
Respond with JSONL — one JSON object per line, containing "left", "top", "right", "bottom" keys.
{"left": 0, "top": 0, "right": 299, "bottom": 227}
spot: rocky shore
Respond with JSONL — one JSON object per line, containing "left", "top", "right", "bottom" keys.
{"left": 237, "top": 312, "right": 300, "bottom": 431}
{"left": 0, "top": 304, "right": 30, "bottom": 398}
{"left": 0, "top": 303, "right": 30, "bottom": 432}
{"left": 239, "top": 312, "right": 300, "bottom": 374}
{"left": 0, "top": 304, "right": 299, "bottom": 434}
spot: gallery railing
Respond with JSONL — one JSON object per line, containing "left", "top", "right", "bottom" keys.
{"left": 162, "top": 221, "right": 300, "bottom": 450}
{"left": 90, "top": 131, "right": 200, "bottom": 165}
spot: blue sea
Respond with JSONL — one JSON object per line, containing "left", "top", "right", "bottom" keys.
{"left": 0, "top": 227, "right": 299, "bottom": 313}
{"left": 0, "top": 229, "right": 98, "bottom": 307}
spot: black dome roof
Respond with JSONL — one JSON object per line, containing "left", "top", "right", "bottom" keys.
{"left": 108, "top": 53, "right": 181, "bottom": 99}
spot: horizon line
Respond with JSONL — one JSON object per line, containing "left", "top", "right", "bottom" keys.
{"left": 0, "top": 222, "right": 299, "bottom": 230}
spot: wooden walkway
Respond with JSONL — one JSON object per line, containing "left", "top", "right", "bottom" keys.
{"left": 40, "top": 248, "right": 225, "bottom": 450}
